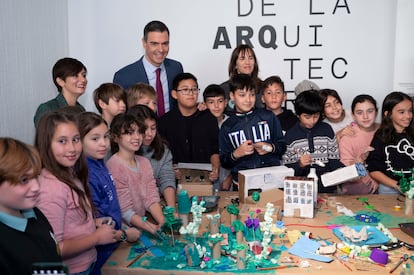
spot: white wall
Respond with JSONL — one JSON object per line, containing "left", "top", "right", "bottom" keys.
{"left": 0, "top": 0, "right": 68, "bottom": 144}
{"left": 1, "top": 1, "right": 412, "bottom": 143}
{"left": 68, "top": 0, "right": 399, "bottom": 112}
{"left": 393, "top": 0, "right": 414, "bottom": 96}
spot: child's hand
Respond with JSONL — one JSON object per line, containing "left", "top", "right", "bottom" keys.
{"left": 221, "top": 174, "right": 233, "bottom": 191}
{"left": 356, "top": 146, "right": 374, "bottom": 163}
{"left": 253, "top": 142, "right": 273, "bottom": 155}
{"left": 234, "top": 140, "right": 254, "bottom": 158}
{"left": 143, "top": 221, "right": 161, "bottom": 235}
{"left": 368, "top": 180, "right": 378, "bottom": 194}
{"left": 125, "top": 227, "right": 141, "bottom": 242}
{"left": 336, "top": 124, "right": 355, "bottom": 141}
{"left": 208, "top": 167, "right": 219, "bottom": 181}
{"left": 95, "top": 224, "right": 117, "bottom": 245}
{"left": 95, "top": 217, "right": 115, "bottom": 229}
{"left": 173, "top": 164, "right": 181, "bottom": 180}
{"left": 299, "top": 153, "right": 312, "bottom": 168}
{"left": 197, "top": 102, "right": 207, "bottom": 111}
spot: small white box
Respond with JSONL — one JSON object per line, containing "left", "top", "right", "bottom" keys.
{"left": 321, "top": 163, "right": 367, "bottom": 187}
{"left": 238, "top": 165, "right": 294, "bottom": 203}
{"left": 283, "top": 176, "right": 315, "bottom": 218}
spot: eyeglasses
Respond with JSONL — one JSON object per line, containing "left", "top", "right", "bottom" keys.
{"left": 176, "top": 88, "right": 200, "bottom": 95}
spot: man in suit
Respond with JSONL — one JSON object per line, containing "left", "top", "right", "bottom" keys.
{"left": 113, "top": 20, "right": 183, "bottom": 115}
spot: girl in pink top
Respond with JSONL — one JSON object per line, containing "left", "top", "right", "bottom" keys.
{"left": 35, "top": 112, "right": 116, "bottom": 275}
{"left": 106, "top": 114, "right": 164, "bottom": 235}
{"left": 338, "top": 94, "right": 379, "bottom": 194}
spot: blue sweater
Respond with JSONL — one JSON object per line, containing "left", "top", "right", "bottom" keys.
{"left": 87, "top": 157, "right": 122, "bottom": 275}
{"left": 219, "top": 108, "right": 286, "bottom": 182}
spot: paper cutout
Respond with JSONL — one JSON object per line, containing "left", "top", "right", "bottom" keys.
{"left": 288, "top": 236, "right": 333, "bottom": 262}
{"left": 333, "top": 225, "right": 390, "bottom": 246}
{"left": 336, "top": 204, "right": 354, "bottom": 216}
{"left": 339, "top": 226, "right": 369, "bottom": 243}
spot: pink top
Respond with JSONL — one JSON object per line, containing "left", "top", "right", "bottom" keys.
{"left": 37, "top": 169, "right": 96, "bottom": 274}
{"left": 106, "top": 154, "right": 160, "bottom": 224}
{"left": 338, "top": 122, "right": 379, "bottom": 194}
{"left": 339, "top": 122, "right": 378, "bottom": 165}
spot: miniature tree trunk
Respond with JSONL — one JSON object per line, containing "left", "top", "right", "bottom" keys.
{"left": 180, "top": 213, "right": 189, "bottom": 227}
{"left": 209, "top": 216, "right": 220, "bottom": 234}
{"left": 237, "top": 249, "right": 246, "bottom": 269}
{"left": 236, "top": 231, "right": 244, "bottom": 243}
{"left": 212, "top": 242, "right": 221, "bottom": 260}
{"left": 230, "top": 213, "right": 237, "bottom": 224}
{"left": 184, "top": 243, "right": 200, "bottom": 267}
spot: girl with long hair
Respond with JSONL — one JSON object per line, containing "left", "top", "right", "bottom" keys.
{"left": 36, "top": 112, "right": 116, "bottom": 275}
{"left": 366, "top": 91, "right": 414, "bottom": 194}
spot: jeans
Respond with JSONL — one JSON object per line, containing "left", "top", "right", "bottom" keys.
{"left": 378, "top": 184, "right": 399, "bottom": 194}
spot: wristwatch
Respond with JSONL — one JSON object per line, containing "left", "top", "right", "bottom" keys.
{"left": 120, "top": 229, "right": 127, "bottom": 242}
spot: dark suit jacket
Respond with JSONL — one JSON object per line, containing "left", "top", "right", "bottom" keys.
{"left": 113, "top": 56, "right": 183, "bottom": 110}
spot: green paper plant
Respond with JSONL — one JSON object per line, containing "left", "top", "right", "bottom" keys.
{"left": 394, "top": 169, "right": 414, "bottom": 199}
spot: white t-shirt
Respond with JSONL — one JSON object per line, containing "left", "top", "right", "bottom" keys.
{"left": 323, "top": 110, "right": 353, "bottom": 134}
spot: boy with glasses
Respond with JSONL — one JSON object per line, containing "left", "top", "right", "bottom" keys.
{"left": 158, "top": 73, "right": 220, "bottom": 182}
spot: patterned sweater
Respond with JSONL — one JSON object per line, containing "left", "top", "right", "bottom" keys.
{"left": 282, "top": 121, "right": 344, "bottom": 193}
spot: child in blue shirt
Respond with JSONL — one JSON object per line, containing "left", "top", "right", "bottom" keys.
{"left": 219, "top": 74, "right": 286, "bottom": 189}
{"left": 78, "top": 112, "right": 140, "bottom": 275}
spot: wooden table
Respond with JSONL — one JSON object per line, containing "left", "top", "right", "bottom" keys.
{"left": 102, "top": 193, "right": 414, "bottom": 275}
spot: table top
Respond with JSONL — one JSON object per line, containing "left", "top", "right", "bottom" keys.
{"left": 102, "top": 193, "right": 414, "bottom": 275}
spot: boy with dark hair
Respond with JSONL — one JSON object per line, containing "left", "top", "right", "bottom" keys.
{"left": 282, "top": 90, "right": 344, "bottom": 193}
{"left": 93, "top": 83, "right": 127, "bottom": 125}
{"left": 203, "top": 84, "right": 232, "bottom": 190}
{"left": 158, "top": 73, "right": 220, "bottom": 182}
{"left": 261, "top": 75, "right": 297, "bottom": 133}
{"left": 203, "top": 84, "right": 229, "bottom": 127}
{"left": 219, "top": 74, "right": 286, "bottom": 189}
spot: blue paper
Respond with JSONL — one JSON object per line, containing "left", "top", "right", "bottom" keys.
{"left": 139, "top": 235, "right": 154, "bottom": 247}
{"left": 139, "top": 234, "right": 165, "bottom": 257}
{"left": 332, "top": 225, "right": 389, "bottom": 246}
{"left": 288, "top": 236, "right": 333, "bottom": 262}
{"left": 148, "top": 247, "right": 165, "bottom": 257}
